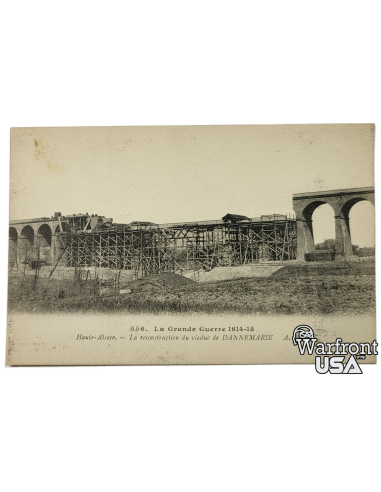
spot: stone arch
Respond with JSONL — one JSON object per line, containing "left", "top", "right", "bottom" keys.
{"left": 9, "top": 227, "right": 18, "bottom": 266}
{"left": 310, "top": 203, "right": 336, "bottom": 250}
{"left": 21, "top": 225, "right": 35, "bottom": 242}
{"left": 293, "top": 199, "right": 336, "bottom": 260}
{"left": 340, "top": 196, "right": 370, "bottom": 216}
{"left": 20, "top": 225, "right": 35, "bottom": 262}
{"left": 299, "top": 199, "right": 335, "bottom": 236}
{"left": 340, "top": 197, "right": 375, "bottom": 255}
{"left": 54, "top": 222, "right": 70, "bottom": 265}
{"left": 293, "top": 187, "right": 375, "bottom": 261}
{"left": 333, "top": 195, "right": 374, "bottom": 256}
{"left": 36, "top": 223, "right": 53, "bottom": 262}
{"left": 9, "top": 227, "right": 18, "bottom": 240}
{"left": 340, "top": 197, "right": 374, "bottom": 233}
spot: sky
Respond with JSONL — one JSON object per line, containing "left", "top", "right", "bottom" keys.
{"left": 10, "top": 124, "right": 375, "bottom": 247}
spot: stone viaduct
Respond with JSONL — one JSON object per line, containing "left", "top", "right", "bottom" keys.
{"left": 292, "top": 187, "right": 374, "bottom": 261}
{"left": 8, "top": 187, "right": 375, "bottom": 267}
{"left": 8, "top": 213, "right": 92, "bottom": 267}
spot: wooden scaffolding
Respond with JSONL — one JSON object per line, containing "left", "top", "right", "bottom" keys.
{"left": 56, "top": 214, "right": 297, "bottom": 277}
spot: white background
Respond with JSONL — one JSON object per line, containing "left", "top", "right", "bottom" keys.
{"left": 1, "top": 378, "right": 380, "bottom": 492}
{"left": 0, "top": 0, "right": 380, "bottom": 492}
{"left": 0, "top": 0, "right": 380, "bottom": 116}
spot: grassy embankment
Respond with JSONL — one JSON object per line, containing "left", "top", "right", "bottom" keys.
{"left": 7, "top": 262, "right": 375, "bottom": 316}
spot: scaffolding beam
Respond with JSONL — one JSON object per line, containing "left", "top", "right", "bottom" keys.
{"left": 56, "top": 215, "right": 297, "bottom": 277}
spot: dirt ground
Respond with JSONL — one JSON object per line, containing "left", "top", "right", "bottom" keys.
{"left": 7, "top": 261, "right": 375, "bottom": 316}
{"left": 182, "top": 263, "right": 286, "bottom": 282}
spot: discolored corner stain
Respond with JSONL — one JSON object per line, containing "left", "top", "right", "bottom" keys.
{"left": 34, "top": 139, "right": 44, "bottom": 159}
{"left": 313, "top": 174, "right": 325, "bottom": 191}
{"left": 34, "top": 139, "right": 66, "bottom": 174}
{"left": 46, "top": 159, "right": 65, "bottom": 174}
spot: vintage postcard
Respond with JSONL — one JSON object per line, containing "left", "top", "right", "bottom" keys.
{"left": 6, "top": 124, "right": 376, "bottom": 367}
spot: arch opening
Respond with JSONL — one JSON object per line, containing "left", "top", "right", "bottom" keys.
{"left": 302, "top": 200, "right": 329, "bottom": 220}
{"left": 20, "top": 226, "right": 35, "bottom": 263}
{"left": 294, "top": 188, "right": 375, "bottom": 262}
{"left": 55, "top": 222, "right": 71, "bottom": 267}
{"left": 312, "top": 203, "right": 335, "bottom": 251}
{"left": 347, "top": 200, "right": 375, "bottom": 257}
{"left": 36, "top": 224, "right": 53, "bottom": 262}
{"left": 9, "top": 227, "right": 18, "bottom": 266}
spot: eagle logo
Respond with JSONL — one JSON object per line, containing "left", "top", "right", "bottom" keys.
{"left": 292, "top": 325, "right": 315, "bottom": 345}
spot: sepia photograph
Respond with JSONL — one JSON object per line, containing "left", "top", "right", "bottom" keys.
{"left": 2, "top": 2, "right": 380, "bottom": 492}
{"left": 7, "top": 124, "right": 376, "bottom": 365}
